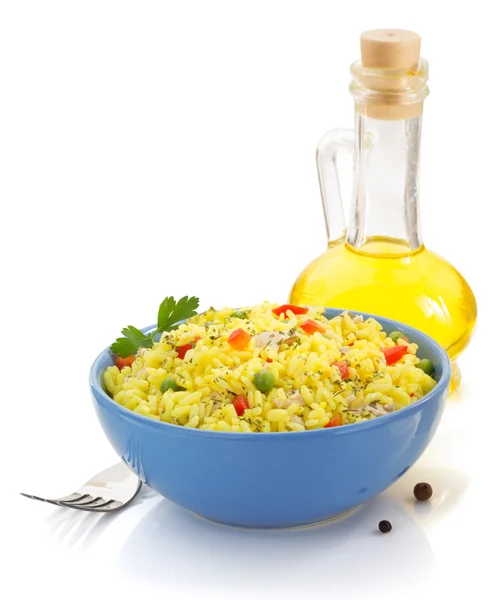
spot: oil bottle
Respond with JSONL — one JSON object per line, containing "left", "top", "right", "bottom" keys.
{"left": 290, "top": 29, "right": 477, "bottom": 389}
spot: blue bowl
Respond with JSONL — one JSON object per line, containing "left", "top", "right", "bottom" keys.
{"left": 90, "top": 308, "right": 451, "bottom": 528}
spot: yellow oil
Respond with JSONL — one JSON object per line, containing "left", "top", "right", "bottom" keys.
{"left": 290, "top": 237, "right": 477, "bottom": 389}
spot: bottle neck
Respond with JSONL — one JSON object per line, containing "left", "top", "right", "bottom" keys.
{"left": 346, "top": 113, "right": 424, "bottom": 256}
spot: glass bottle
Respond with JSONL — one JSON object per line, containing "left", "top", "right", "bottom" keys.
{"left": 290, "top": 30, "right": 476, "bottom": 389}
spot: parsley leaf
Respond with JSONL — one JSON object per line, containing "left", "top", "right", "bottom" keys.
{"left": 110, "top": 337, "right": 141, "bottom": 358}
{"left": 122, "top": 325, "right": 152, "bottom": 348}
{"left": 157, "top": 296, "right": 199, "bottom": 332}
{"left": 111, "top": 295, "right": 200, "bottom": 358}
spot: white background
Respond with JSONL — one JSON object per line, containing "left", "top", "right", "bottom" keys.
{"left": 2, "top": 1, "right": 498, "bottom": 599}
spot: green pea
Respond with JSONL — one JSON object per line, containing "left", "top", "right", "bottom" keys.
{"left": 160, "top": 377, "right": 181, "bottom": 394}
{"left": 417, "top": 358, "right": 434, "bottom": 376}
{"left": 253, "top": 369, "right": 276, "bottom": 393}
{"left": 231, "top": 311, "right": 248, "bottom": 319}
{"left": 388, "top": 331, "right": 405, "bottom": 342}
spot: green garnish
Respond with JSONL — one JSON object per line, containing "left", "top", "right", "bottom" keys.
{"left": 111, "top": 295, "right": 200, "bottom": 357}
{"left": 160, "top": 377, "right": 183, "bottom": 393}
{"left": 417, "top": 358, "right": 434, "bottom": 376}
{"left": 254, "top": 369, "right": 276, "bottom": 393}
{"left": 230, "top": 310, "right": 248, "bottom": 319}
{"left": 388, "top": 331, "right": 405, "bottom": 342}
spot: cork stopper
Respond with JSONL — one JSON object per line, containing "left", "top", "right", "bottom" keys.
{"left": 351, "top": 29, "right": 428, "bottom": 120}
{"left": 360, "top": 29, "right": 421, "bottom": 71}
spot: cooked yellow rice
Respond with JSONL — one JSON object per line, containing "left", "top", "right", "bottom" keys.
{"left": 103, "top": 303, "right": 437, "bottom": 433}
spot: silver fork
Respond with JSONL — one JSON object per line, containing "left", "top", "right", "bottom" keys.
{"left": 20, "top": 462, "right": 142, "bottom": 512}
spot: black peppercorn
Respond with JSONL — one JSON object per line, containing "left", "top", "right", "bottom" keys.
{"left": 378, "top": 520, "right": 392, "bottom": 533}
{"left": 414, "top": 482, "right": 433, "bottom": 501}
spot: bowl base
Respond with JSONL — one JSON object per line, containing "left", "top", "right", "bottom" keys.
{"left": 190, "top": 504, "right": 362, "bottom": 530}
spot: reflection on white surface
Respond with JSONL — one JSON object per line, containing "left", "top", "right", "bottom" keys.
{"left": 44, "top": 505, "right": 121, "bottom": 549}
{"left": 118, "top": 495, "right": 433, "bottom": 597}
{"left": 391, "top": 466, "right": 469, "bottom": 525}
{"left": 111, "top": 465, "right": 468, "bottom": 598}
{"left": 41, "top": 484, "right": 158, "bottom": 550}
{"left": 38, "top": 464, "right": 469, "bottom": 599}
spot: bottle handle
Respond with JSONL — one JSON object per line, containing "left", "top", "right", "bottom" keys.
{"left": 316, "top": 128, "right": 355, "bottom": 243}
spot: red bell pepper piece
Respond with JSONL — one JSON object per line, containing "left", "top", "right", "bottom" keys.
{"left": 115, "top": 355, "right": 135, "bottom": 370}
{"left": 381, "top": 345, "right": 408, "bottom": 365}
{"left": 228, "top": 328, "right": 251, "bottom": 350}
{"left": 176, "top": 336, "right": 201, "bottom": 360}
{"left": 332, "top": 360, "right": 349, "bottom": 379}
{"left": 176, "top": 344, "right": 192, "bottom": 360}
{"left": 232, "top": 395, "right": 250, "bottom": 416}
{"left": 324, "top": 414, "right": 343, "bottom": 428}
{"left": 272, "top": 304, "right": 308, "bottom": 317}
{"left": 300, "top": 319, "right": 326, "bottom": 335}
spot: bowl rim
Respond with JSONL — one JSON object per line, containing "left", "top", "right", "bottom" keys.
{"left": 90, "top": 307, "right": 451, "bottom": 440}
